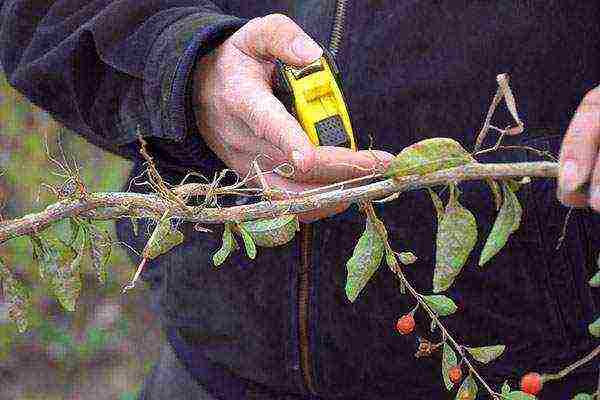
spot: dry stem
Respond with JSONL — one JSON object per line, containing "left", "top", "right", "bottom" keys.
{"left": 0, "top": 162, "right": 557, "bottom": 244}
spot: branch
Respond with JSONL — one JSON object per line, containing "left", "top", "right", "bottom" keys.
{"left": 0, "top": 161, "right": 557, "bottom": 244}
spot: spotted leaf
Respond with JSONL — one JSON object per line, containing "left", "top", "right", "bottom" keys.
{"left": 433, "top": 189, "right": 478, "bottom": 293}
{"left": 345, "top": 218, "right": 385, "bottom": 302}
{"left": 385, "top": 138, "right": 475, "bottom": 179}
{"left": 442, "top": 343, "right": 458, "bottom": 390}
{"left": 424, "top": 295, "right": 458, "bottom": 316}
{"left": 213, "top": 223, "right": 237, "bottom": 267}
{"left": 142, "top": 217, "right": 184, "bottom": 260}
{"left": 479, "top": 183, "right": 522, "bottom": 267}
{"left": 240, "top": 216, "right": 299, "bottom": 247}
{"left": 237, "top": 224, "right": 257, "bottom": 260}
{"left": 0, "top": 259, "right": 31, "bottom": 333}
{"left": 456, "top": 375, "right": 478, "bottom": 400}
{"left": 466, "top": 345, "right": 506, "bottom": 364}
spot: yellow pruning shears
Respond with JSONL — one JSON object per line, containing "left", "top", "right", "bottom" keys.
{"left": 277, "top": 49, "right": 357, "bottom": 151}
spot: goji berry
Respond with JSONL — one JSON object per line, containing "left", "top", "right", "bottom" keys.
{"left": 520, "top": 372, "right": 543, "bottom": 395}
{"left": 396, "top": 314, "right": 415, "bottom": 335}
{"left": 449, "top": 365, "right": 462, "bottom": 384}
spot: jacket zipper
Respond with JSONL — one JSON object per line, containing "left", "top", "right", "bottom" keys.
{"left": 297, "top": 0, "right": 349, "bottom": 396}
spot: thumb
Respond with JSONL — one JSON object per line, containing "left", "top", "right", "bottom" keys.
{"left": 232, "top": 14, "right": 323, "bottom": 66}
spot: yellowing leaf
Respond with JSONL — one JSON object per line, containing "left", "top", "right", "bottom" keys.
{"left": 87, "top": 224, "right": 111, "bottom": 284}
{"left": 479, "top": 183, "right": 522, "bottom": 266}
{"left": 240, "top": 216, "right": 299, "bottom": 247}
{"left": 237, "top": 224, "right": 257, "bottom": 260}
{"left": 142, "top": 216, "right": 184, "bottom": 260}
{"left": 0, "top": 259, "right": 31, "bottom": 333}
{"left": 456, "top": 375, "right": 478, "bottom": 400}
{"left": 345, "top": 218, "right": 385, "bottom": 302}
{"left": 466, "top": 345, "right": 506, "bottom": 364}
{"left": 433, "top": 191, "right": 478, "bottom": 293}
{"left": 589, "top": 316, "right": 600, "bottom": 338}
{"left": 385, "top": 138, "right": 475, "bottom": 179}
{"left": 213, "top": 223, "right": 236, "bottom": 267}
{"left": 31, "top": 235, "right": 81, "bottom": 312}
{"left": 398, "top": 251, "right": 417, "bottom": 265}
{"left": 424, "top": 295, "right": 457, "bottom": 316}
{"left": 442, "top": 343, "right": 458, "bottom": 391}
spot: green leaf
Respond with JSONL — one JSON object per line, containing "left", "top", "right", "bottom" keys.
{"left": 430, "top": 319, "right": 437, "bottom": 333}
{"left": 428, "top": 188, "right": 445, "bottom": 225}
{"left": 572, "top": 394, "right": 593, "bottom": 400}
{"left": 384, "top": 138, "right": 476, "bottom": 178}
{"left": 31, "top": 235, "right": 81, "bottom": 312}
{"left": 423, "top": 295, "right": 458, "bottom": 316}
{"left": 433, "top": 190, "right": 478, "bottom": 293}
{"left": 398, "top": 252, "right": 417, "bottom": 265}
{"left": 142, "top": 216, "right": 184, "bottom": 260}
{"left": 239, "top": 216, "right": 299, "bottom": 247}
{"left": 345, "top": 218, "right": 385, "bottom": 302}
{"left": 213, "top": 223, "right": 237, "bottom": 267}
{"left": 466, "top": 345, "right": 506, "bottom": 364}
{"left": 442, "top": 343, "right": 458, "bottom": 391}
{"left": 86, "top": 224, "right": 112, "bottom": 284}
{"left": 504, "top": 391, "right": 537, "bottom": 400}
{"left": 456, "top": 375, "right": 478, "bottom": 400}
{"left": 573, "top": 393, "right": 594, "bottom": 400}
{"left": 588, "top": 316, "right": 600, "bottom": 337}
{"left": 479, "top": 183, "right": 522, "bottom": 266}
{"left": 237, "top": 224, "right": 257, "bottom": 260}
{"left": 589, "top": 271, "right": 600, "bottom": 288}
{"left": 501, "top": 381, "right": 511, "bottom": 395}
{"left": 0, "top": 259, "right": 31, "bottom": 333}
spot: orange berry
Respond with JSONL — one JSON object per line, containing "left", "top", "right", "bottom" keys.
{"left": 396, "top": 314, "right": 415, "bottom": 335}
{"left": 449, "top": 365, "right": 463, "bottom": 384}
{"left": 520, "top": 372, "right": 543, "bottom": 395}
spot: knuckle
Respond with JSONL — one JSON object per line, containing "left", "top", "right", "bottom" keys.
{"left": 582, "top": 86, "right": 600, "bottom": 106}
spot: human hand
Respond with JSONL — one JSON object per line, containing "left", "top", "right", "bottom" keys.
{"left": 557, "top": 86, "right": 600, "bottom": 211}
{"left": 192, "top": 14, "right": 393, "bottom": 222}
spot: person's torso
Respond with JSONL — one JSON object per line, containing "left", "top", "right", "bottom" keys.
{"left": 122, "top": 2, "right": 600, "bottom": 398}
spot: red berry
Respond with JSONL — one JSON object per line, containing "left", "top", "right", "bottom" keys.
{"left": 520, "top": 372, "right": 543, "bottom": 395}
{"left": 396, "top": 314, "right": 415, "bottom": 335}
{"left": 449, "top": 365, "right": 463, "bottom": 384}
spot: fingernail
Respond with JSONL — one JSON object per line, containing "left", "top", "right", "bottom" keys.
{"left": 292, "top": 150, "right": 305, "bottom": 173}
{"left": 291, "top": 36, "right": 322, "bottom": 63}
{"left": 560, "top": 160, "right": 580, "bottom": 192}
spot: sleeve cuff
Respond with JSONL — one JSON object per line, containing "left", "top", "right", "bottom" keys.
{"left": 141, "top": 13, "right": 246, "bottom": 170}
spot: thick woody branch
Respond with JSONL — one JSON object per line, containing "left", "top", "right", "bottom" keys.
{"left": 0, "top": 162, "right": 557, "bottom": 244}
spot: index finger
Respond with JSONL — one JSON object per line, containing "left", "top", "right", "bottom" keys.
{"left": 295, "top": 147, "right": 394, "bottom": 184}
{"left": 558, "top": 87, "right": 600, "bottom": 204}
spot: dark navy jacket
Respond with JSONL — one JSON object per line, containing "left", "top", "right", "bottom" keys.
{"left": 1, "top": 1, "right": 600, "bottom": 399}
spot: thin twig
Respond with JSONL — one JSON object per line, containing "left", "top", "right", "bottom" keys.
{"left": 543, "top": 345, "right": 600, "bottom": 383}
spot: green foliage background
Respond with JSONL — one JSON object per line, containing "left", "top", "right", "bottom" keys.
{"left": 0, "top": 73, "right": 163, "bottom": 399}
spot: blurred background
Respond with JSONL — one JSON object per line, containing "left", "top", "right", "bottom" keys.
{"left": 0, "top": 71, "right": 164, "bottom": 399}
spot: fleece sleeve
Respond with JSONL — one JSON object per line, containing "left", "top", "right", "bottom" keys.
{"left": 0, "top": 0, "right": 247, "bottom": 173}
